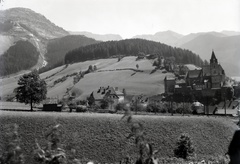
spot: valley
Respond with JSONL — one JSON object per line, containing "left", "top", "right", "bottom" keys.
{"left": 0, "top": 3, "right": 240, "bottom": 164}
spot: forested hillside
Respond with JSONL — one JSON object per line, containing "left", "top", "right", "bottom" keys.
{"left": 65, "top": 39, "right": 203, "bottom": 66}
{"left": 0, "top": 40, "right": 39, "bottom": 76}
{"left": 39, "top": 35, "right": 100, "bottom": 73}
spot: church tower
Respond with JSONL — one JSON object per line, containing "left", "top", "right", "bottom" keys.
{"left": 210, "top": 50, "right": 219, "bottom": 76}
{"left": 210, "top": 50, "right": 218, "bottom": 64}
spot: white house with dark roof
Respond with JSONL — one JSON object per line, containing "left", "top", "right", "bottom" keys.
{"left": 89, "top": 86, "right": 125, "bottom": 106}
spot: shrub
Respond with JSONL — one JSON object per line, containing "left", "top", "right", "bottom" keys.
{"left": 174, "top": 133, "right": 195, "bottom": 159}
{"left": 175, "top": 103, "right": 192, "bottom": 115}
{"left": 70, "top": 88, "right": 82, "bottom": 98}
{"left": 146, "top": 103, "right": 168, "bottom": 113}
{"left": 115, "top": 102, "right": 129, "bottom": 111}
{"left": 130, "top": 103, "right": 146, "bottom": 113}
{"left": 76, "top": 105, "right": 88, "bottom": 113}
{"left": 100, "top": 99, "right": 109, "bottom": 109}
{"left": 152, "top": 60, "right": 158, "bottom": 67}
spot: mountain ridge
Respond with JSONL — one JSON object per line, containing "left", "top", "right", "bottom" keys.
{"left": 0, "top": 7, "right": 69, "bottom": 39}
{"left": 69, "top": 31, "right": 122, "bottom": 41}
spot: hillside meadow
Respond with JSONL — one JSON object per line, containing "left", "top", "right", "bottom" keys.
{"left": 0, "top": 111, "right": 238, "bottom": 163}
{"left": 0, "top": 56, "right": 172, "bottom": 100}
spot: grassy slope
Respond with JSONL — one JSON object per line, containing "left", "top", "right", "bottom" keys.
{"left": 42, "top": 56, "right": 171, "bottom": 99}
{"left": 0, "top": 111, "right": 238, "bottom": 163}
{"left": 0, "top": 56, "right": 171, "bottom": 100}
{"left": 73, "top": 56, "right": 171, "bottom": 99}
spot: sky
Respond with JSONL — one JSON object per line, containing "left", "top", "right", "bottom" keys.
{"left": 0, "top": 0, "right": 239, "bottom": 38}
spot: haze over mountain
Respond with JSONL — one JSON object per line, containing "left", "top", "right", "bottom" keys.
{"left": 132, "top": 30, "right": 183, "bottom": 46}
{"left": 181, "top": 34, "right": 240, "bottom": 76}
{"left": 221, "top": 30, "right": 240, "bottom": 36}
{"left": 69, "top": 31, "right": 122, "bottom": 41}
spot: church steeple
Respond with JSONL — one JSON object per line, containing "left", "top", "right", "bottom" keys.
{"left": 210, "top": 50, "right": 218, "bottom": 64}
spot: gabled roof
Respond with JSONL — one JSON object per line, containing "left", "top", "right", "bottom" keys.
{"left": 187, "top": 69, "right": 202, "bottom": 78}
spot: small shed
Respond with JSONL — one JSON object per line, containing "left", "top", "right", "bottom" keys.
{"left": 43, "top": 98, "right": 62, "bottom": 112}
{"left": 43, "top": 104, "right": 62, "bottom": 112}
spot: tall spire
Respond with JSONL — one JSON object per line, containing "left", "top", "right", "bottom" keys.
{"left": 210, "top": 50, "right": 218, "bottom": 64}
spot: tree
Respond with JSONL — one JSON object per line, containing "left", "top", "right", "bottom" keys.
{"left": 203, "top": 59, "right": 209, "bottom": 65}
{"left": 136, "top": 64, "right": 139, "bottom": 69}
{"left": 15, "top": 70, "right": 47, "bottom": 111}
{"left": 88, "top": 65, "right": 93, "bottom": 72}
{"left": 93, "top": 65, "right": 97, "bottom": 71}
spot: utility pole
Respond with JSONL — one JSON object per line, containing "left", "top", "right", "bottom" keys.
{"left": 171, "top": 95, "right": 173, "bottom": 116}
{"left": 224, "top": 94, "right": 226, "bottom": 116}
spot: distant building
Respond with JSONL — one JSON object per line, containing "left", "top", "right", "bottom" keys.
{"left": 89, "top": 86, "right": 125, "bottom": 107}
{"left": 164, "top": 76, "right": 175, "bottom": 95}
{"left": 186, "top": 69, "right": 203, "bottom": 88}
{"left": 43, "top": 98, "right": 62, "bottom": 111}
{"left": 164, "top": 51, "right": 226, "bottom": 101}
{"left": 202, "top": 51, "right": 225, "bottom": 89}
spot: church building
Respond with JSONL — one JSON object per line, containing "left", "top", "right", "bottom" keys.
{"left": 164, "top": 51, "right": 226, "bottom": 95}
{"left": 202, "top": 51, "right": 225, "bottom": 89}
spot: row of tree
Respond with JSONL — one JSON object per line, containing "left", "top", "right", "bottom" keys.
{"left": 0, "top": 40, "right": 39, "bottom": 76}
{"left": 65, "top": 39, "right": 204, "bottom": 66}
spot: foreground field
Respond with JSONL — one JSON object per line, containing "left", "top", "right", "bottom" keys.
{"left": 0, "top": 111, "right": 238, "bottom": 163}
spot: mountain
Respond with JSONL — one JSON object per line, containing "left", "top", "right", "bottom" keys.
{"left": 221, "top": 30, "right": 240, "bottom": 36}
{"left": 180, "top": 34, "right": 240, "bottom": 76}
{"left": 69, "top": 31, "right": 122, "bottom": 41}
{"left": 65, "top": 38, "right": 203, "bottom": 67}
{"left": 132, "top": 30, "right": 183, "bottom": 46}
{"left": 175, "top": 31, "right": 226, "bottom": 47}
{"left": 0, "top": 8, "right": 68, "bottom": 40}
{"left": 0, "top": 7, "right": 69, "bottom": 76}
{"left": 39, "top": 35, "right": 100, "bottom": 73}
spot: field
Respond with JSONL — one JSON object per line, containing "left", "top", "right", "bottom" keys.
{"left": 0, "top": 56, "right": 172, "bottom": 100}
{"left": 0, "top": 111, "right": 238, "bottom": 163}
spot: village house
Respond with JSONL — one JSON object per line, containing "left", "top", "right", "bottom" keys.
{"left": 88, "top": 86, "right": 125, "bottom": 107}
